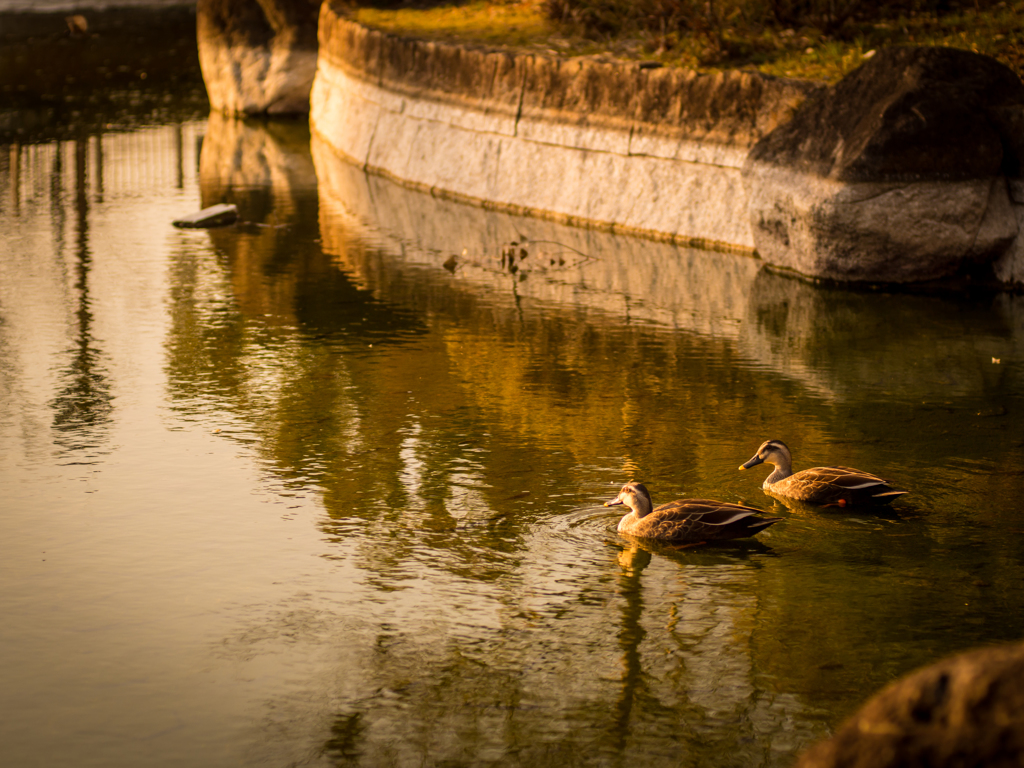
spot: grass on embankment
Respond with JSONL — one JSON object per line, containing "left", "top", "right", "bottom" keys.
{"left": 351, "top": 0, "right": 1024, "bottom": 83}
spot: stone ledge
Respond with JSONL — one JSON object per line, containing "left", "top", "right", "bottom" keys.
{"left": 309, "top": 3, "right": 1024, "bottom": 286}
{"left": 310, "top": 4, "right": 822, "bottom": 254}
{"left": 311, "top": 59, "right": 757, "bottom": 251}
{"left": 317, "top": 3, "right": 817, "bottom": 150}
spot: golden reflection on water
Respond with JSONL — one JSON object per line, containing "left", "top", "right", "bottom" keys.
{"left": 2, "top": 114, "right": 1024, "bottom": 768}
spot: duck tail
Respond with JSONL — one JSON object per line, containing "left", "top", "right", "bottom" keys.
{"left": 871, "top": 490, "right": 909, "bottom": 502}
{"left": 749, "top": 517, "right": 784, "bottom": 531}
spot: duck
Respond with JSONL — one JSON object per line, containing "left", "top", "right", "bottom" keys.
{"left": 604, "top": 482, "right": 782, "bottom": 543}
{"left": 739, "top": 439, "right": 908, "bottom": 507}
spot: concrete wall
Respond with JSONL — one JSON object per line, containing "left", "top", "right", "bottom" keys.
{"left": 309, "top": 3, "right": 817, "bottom": 254}
{"left": 307, "top": 4, "right": 1024, "bottom": 286}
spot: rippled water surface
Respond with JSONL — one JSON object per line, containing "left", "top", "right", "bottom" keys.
{"left": 4, "top": 50, "right": 1024, "bottom": 768}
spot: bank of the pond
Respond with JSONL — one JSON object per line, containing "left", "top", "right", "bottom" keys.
{"left": 0, "top": 3, "right": 208, "bottom": 142}
{"left": 309, "top": 5, "right": 816, "bottom": 257}
{"left": 304, "top": 2, "right": 1024, "bottom": 288}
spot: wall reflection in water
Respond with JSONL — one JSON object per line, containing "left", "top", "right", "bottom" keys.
{"left": 162, "top": 116, "right": 1024, "bottom": 765}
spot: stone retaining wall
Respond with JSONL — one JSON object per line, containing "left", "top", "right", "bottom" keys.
{"left": 307, "top": 2, "right": 1024, "bottom": 286}
{"left": 309, "top": 2, "right": 817, "bottom": 254}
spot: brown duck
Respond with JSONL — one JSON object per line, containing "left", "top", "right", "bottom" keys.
{"left": 605, "top": 482, "right": 782, "bottom": 543}
{"left": 739, "top": 439, "right": 908, "bottom": 507}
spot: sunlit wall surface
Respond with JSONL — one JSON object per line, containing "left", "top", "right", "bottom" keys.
{"left": 3, "top": 110, "right": 1024, "bottom": 768}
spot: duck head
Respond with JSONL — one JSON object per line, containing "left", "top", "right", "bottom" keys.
{"left": 739, "top": 440, "right": 793, "bottom": 473}
{"left": 604, "top": 482, "right": 654, "bottom": 518}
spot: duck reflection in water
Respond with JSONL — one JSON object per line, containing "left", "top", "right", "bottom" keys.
{"left": 739, "top": 439, "right": 908, "bottom": 507}
{"left": 605, "top": 482, "right": 782, "bottom": 546}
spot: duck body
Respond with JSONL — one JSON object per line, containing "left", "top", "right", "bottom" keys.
{"left": 605, "top": 482, "right": 782, "bottom": 543}
{"left": 740, "top": 439, "right": 908, "bottom": 507}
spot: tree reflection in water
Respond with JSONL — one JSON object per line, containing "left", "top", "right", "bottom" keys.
{"left": 49, "top": 137, "right": 114, "bottom": 455}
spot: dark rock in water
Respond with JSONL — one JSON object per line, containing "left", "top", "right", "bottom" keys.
{"left": 744, "top": 47, "right": 1024, "bottom": 283}
{"left": 173, "top": 203, "right": 238, "bottom": 228}
{"left": 796, "top": 642, "right": 1024, "bottom": 768}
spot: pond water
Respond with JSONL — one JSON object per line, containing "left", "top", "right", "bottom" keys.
{"left": 4, "top": 15, "right": 1024, "bottom": 768}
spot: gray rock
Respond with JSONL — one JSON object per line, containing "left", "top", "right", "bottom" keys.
{"left": 796, "top": 642, "right": 1024, "bottom": 768}
{"left": 197, "top": 0, "right": 319, "bottom": 115}
{"left": 744, "top": 47, "right": 1024, "bottom": 283}
{"left": 172, "top": 203, "right": 239, "bottom": 228}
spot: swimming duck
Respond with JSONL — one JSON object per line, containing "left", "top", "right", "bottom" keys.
{"left": 605, "top": 482, "right": 782, "bottom": 543}
{"left": 739, "top": 439, "right": 908, "bottom": 507}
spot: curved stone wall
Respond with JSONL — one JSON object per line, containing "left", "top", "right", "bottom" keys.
{"left": 307, "top": 3, "right": 1024, "bottom": 286}
{"left": 309, "top": 2, "right": 817, "bottom": 254}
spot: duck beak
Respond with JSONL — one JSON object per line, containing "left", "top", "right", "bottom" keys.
{"left": 739, "top": 454, "right": 764, "bottom": 471}
{"left": 604, "top": 497, "right": 624, "bottom": 507}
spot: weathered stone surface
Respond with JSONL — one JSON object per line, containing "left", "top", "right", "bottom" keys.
{"left": 313, "top": 9, "right": 1024, "bottom": 286}
{"left": 316, "top": 2, "right": 817, "bottom": 150}
{"left": 751, "top": 47, "right": 1024, "bottom": 182}
{"left": 317, "top": 8, "right": 525, "bottom": 122}
{"left": 311, "top": 60, "right": 756, "bottom": 249}
{"left": 995, "top": 179, "right": 1024, "bottom": 284}
{"left": 796, "top": 642, "right": 1024, "bottom": 768}
{"left": 198, "top": 0, "right": 319, "bottom": 115}
{"left": 745, "top": 167, "right": 1018, "bottom": 282}
{"left": 745, "top": 47, "right": 1024, "bottom": 283}
{"left": 310, "top": 6, "right": 818, "bottom": 252}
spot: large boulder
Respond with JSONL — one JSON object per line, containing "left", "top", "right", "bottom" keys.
{"left": 197, "top": 0, "right": 320, "bottom": 115}
{"left": 744, "top": 47, "right": 1024, "bottom": 283}
{"left": 796, "top": 642, "right": 1024, "bottom": 768}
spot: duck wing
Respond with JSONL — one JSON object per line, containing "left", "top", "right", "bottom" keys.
{"left": 776, "top": 466, "right": 906, "bottom": 505}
